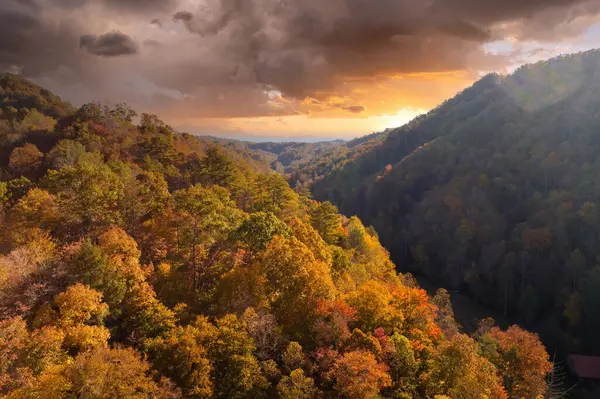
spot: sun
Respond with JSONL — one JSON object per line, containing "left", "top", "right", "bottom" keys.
{"left": 377, "top": 108, "right": 427, "bottom": 130}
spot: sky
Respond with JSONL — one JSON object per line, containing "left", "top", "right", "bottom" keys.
{"left": 3, "top": 1, "right": 600, "bottom": 141}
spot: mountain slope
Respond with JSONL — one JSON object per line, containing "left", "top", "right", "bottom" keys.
{"left": 0, "top": 74, "right": 550, "bottom": 398}
{"left": 309, "top": 49, "right": 600, "bottom": 356}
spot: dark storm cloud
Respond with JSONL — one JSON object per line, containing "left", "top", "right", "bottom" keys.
{"left": 80, "top": 32, "right": 139, "bottom": 57}
{"left": 2, "top": 0, "right": 600, "bottom": 120}
{"left": 173, "top": 0, "right": 243, "bottom": 37}
{"left": 166, "top": 0, "right": 600, "bottom": 100}
{"left": 0, "top": 0, "right": 82, "bottom": 77}
{"left": 51, "top": 0, "right": 179, "bottom": 14}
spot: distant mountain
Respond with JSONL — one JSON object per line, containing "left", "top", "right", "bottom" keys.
{"left": 194, "top": 136, "right": 349, "bottom": 176}
{"left": 305, "top": 49, "right": 600, "bottom": 356}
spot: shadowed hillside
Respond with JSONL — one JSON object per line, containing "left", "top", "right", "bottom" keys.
{"left": 305, "top": 49, "right": 600, "bottom": 359}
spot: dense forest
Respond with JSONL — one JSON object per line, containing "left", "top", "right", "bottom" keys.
{"left": 0, "top": 73, "right": 553, "bottom": 398}
{"left": 197, "top": 135, "right": 387, "bottom": 191}
{"left": 301, "top": 49, "right": 600, "bottom": 361}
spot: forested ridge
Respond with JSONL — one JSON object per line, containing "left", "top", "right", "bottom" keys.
{"left": 301, "top": 49, "right": 600, "bottom": 362}
{"left": 0, "top": 73, "right": 552, "bottom": 398}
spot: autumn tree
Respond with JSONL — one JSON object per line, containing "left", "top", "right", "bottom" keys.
{"left": 277, "top": 369, "right": 318, "bottom": 399}
{"left": 8, "top": 143, "right": 43, "bottom": 177}
{"left": 6, "top": 346, "right": 179, "bottom": 398}
{"left": 333, "top": 351, "right": 391, "bottom": 399}
{"left": 42, "top": 163, "right": 125, "bottom": 233}
{"left": 427, "top": 334, "right": 507, "bottom": 399}
{"left": 483, "top": 326, "right": 552, "bottom": 399}
{"left": 145, "top": 323, "right": 214, "bottom": 398}
{"left": 255, "top": 236, "right": 335, "bottom": 338}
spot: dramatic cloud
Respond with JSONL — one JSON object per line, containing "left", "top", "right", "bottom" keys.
{"left": 2, "top": 0, "right": 600, "bottom": 136}
{"left": 80, "top": 32, "right": 139, "bottom": 57}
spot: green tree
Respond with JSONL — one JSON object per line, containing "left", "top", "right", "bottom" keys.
{"left": 310, "top": 201, "right": 342, "bottom": 245}
{"left": 42, "top": 163, "right": 124, "bottom": 232}
{"left": 386, "top": 333, "right": 419, "bottom": 397}
{"left": 230, "top": 212, "right": 291, "bottom": 252}
{"left": 276, "top": 369, "right": 318, "bottom": 399}
{"left": 201, "top": 146, "right": 238, "bottom": 189}
{"left": 209, "top": 315, "right": 268, "bottom": 398}
{"left": 174, "top": 184, "right": 243, "bottom": 291}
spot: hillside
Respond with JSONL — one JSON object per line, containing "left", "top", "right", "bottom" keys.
{"left": 0, "top": 74, "right": 551, "bottom": 398}
{"left": 307, "top": 49, "right": 600, "bottom": 358}
{"left": 194, "top": 136, "right": 349, "bottom": 176}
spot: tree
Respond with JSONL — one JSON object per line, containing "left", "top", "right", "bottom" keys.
{"left": 276, "top": 369, "right": 318, "bottom": 399}
{"left": 110, "top": 102, "right": 137, "bottom": 123}
{"left": 42, "top": 163, "right": 125, "bottom": 232}
{"left": 256, "top": 236, "right": 335, "bottom": 337}
{"left": 6, "top": 346, "right": 179, "bottom": 398}
{"left": 53, "top": 284, "right": 108, "bottom": 328}
{"left": 230, "top": 212, "right": 291, "bottom": 253}
{"left": 70, "top": 241, "right": 129, "bottom": 311}
{"left": 145, "top": 324, "right": 214, "bottom": 398}
{"left": 13, "top": 109, "right": 56, "bottom": 132}
{"left": 310, "top": 201, "right": 342, "bottom": 245}
{"left": 116, "top": 166, "right": 171, "bottom": 231}
{"left": 486, "top": 326, "right": 552, "bottom": 398}
{"left": 385, "top": 333, "right": 419, "bottom": 396}
{"left": 208, "top": 314, "right": 268, "bottom": 398}
{"left": 287, "top": 217, "right": 332, "bottom": 263}
{"left": 119, "top": 282, "right": 176, "bottom": 342}
{"left": 427, "top": 334, "right": 507, "bottom": 399}
{"left": 139, "top": 113, "right": 173, "bottom": 136}
{"left": 0, "top": 317, "right": 29, "bottom": 392}
{"left": 282, "top": 342, "right": 305, "bottom": 373}
{"left": 46, "top": 140, "right": 87, "bottom": 169}
{"left": 50, "top": 284, "right": 111, "bottom": 352}
{"left": 432, "top": 288, "right": 459, "bottom": 338}
{"left": 347, "top": 280, "right": 395, "bottom": 333}
{"left": 174, "top": 184, "right": 243, "bottom": 291}
{"left": 8, "top": 143, "right": 43, "bottom": 176}
{"left": 581, "top": 266, "right": 600, "bottom": 353}
{"left": 565, "top": 249, "right": 586, "bottom": 291}
{"left": 333, "top": 351, "right": 391, "bottom": 399}
{"left": 312, "top": 299, "right": 356, "bottom": 348}
{"left": 201, "top": 145, "right": 238, "bottom": 189}
{"left": 252, "top": 173, "right": 297, "bottom": 216}
{"left": 241, "top": 309, "right": 285, "bottom": 362}
{"left": 6, "top": 188, "right": 59, "bottom": 245}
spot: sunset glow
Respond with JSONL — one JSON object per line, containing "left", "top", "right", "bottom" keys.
{"left": 3, "top": 0, "right": 600, "bottom": 140}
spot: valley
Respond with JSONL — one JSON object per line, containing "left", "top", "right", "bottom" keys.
{"left": 2, "top": 49, "right": 600, "bottom": 397}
